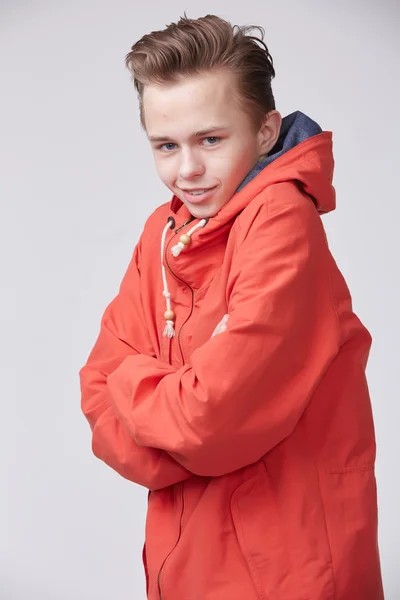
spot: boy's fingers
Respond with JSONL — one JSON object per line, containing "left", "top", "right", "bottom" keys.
{"left": 211, "top": 314, "right": 230, "bottom": 337}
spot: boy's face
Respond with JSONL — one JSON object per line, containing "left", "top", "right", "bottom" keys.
{"left": 143, "top": 68, "right": 281, "bottom": 219}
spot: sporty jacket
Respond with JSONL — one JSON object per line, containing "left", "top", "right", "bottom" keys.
{"left": 80, "top": 111, "right": 384, "bottom": 599}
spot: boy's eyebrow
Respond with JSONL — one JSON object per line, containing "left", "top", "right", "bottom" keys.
{"left": 148, "top": 126, "right": 229, "bottom": 143}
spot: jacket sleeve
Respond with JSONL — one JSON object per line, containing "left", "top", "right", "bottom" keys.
{"left": 79, "top": 234, "right": 193, "bottom": 490}
{"left": 107, "top": 189, "right": 341, "bottom": 477}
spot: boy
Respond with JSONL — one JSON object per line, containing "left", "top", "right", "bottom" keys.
{"left": 79, "top": 14, "right": 384, "bottom": 600}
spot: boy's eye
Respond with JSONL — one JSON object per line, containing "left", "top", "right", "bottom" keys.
{"left": 158, "top": 142, "right": 177, "bottom": 151}
{"left": 157, "top": 137, "right": 221, "bottom": 152}
{"left": 203, "top": 136, "right": 220, "bottom": 145}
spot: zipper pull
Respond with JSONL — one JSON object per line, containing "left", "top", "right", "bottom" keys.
{"left": 175, "top": 218, "right": 195, "bottom": 234}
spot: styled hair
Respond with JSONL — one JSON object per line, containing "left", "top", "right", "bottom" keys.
{"left": 124, "top": 13, "right": 276, "bottom": 131}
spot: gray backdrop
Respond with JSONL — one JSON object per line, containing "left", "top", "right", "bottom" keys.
{"left": 2, "top": 0, "right": 399, "bottom": 598}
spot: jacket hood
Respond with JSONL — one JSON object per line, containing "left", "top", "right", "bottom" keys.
{"left": 169, "top": 110, "right": 336, "bottom": 226}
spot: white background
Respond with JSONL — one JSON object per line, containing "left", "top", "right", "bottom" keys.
{"left": 2, "top": 0, "right": 399, "bottom": 598}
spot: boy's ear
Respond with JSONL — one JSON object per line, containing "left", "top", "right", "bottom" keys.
{"left": 258, "top": 110, "right": 282, "bottom": 158}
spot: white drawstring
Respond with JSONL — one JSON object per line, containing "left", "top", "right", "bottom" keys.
{"left": 161, "top": 219, "right": 175, "bottom": 338}
{"left": 171, "top": 219, "right": 208, "bottom": 257}
{"left": 160, "top": 217, "right": 208, "bottom": 337}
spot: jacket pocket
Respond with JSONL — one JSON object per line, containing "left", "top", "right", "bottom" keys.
{"left": 230, "top": 459, "right": 327, "bottom": 600}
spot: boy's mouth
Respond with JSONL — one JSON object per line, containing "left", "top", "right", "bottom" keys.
{"left": 180, "top": 186, "right": 218, "bottom": 204}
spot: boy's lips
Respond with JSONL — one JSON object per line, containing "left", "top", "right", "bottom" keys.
{"left": 180, "top": 185, "right": 218, "bottom": 204}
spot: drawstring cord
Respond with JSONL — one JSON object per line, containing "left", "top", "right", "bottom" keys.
{"left": 171, "top": 219, "right": 208, "bottom": 257}
{"left": 161, "top": 216, "right": 208, "bottom": 337}
{"left": 161, "top": 218, "right": 176, "bottom": 338}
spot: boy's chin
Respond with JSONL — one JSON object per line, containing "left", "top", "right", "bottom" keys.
{"left": 188, "top": 204, "right": 218, "bottom": 219}
{"left": 186, "top": 198, "right": 228, "bottom": 220}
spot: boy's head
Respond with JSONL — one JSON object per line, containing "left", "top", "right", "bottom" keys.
{"left": 125, "top": 14, "right": 282, "bottom": 218}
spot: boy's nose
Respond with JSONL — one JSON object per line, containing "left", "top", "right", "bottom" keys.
{"left": 179, "top": 154, "right": 205, "bottom": 180}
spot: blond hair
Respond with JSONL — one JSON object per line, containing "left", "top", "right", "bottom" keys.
{"left": 125, "top": 13, "right": 276, "bottom": 131}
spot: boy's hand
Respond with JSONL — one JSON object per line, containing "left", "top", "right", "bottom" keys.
{"left": 211, "top": 314, "right": 229, "bottom": 338}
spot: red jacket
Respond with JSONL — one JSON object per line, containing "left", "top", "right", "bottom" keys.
{"left": 80, "top": 130, "right": 384, "bottom": 599}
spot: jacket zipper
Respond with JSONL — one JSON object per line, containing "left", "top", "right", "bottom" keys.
{"left": 177, "top": 289, "right": 194, "bottom": 364}
{"left": 157, "top": 481, "right": 186, "bottom": 600}
{"left": 156, "top": 219, "right": 194, "bottom": 599}
{"left": 175, "top": 218, "right": 194, "bottom": 234}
